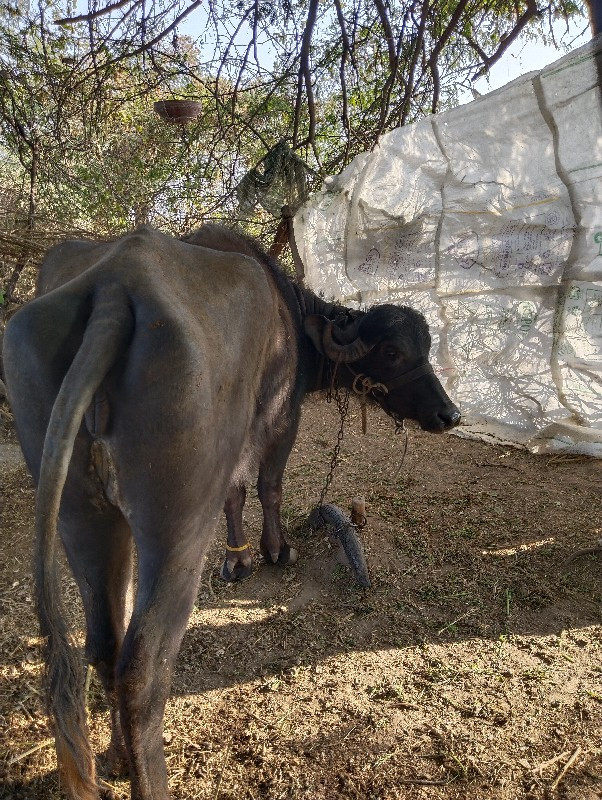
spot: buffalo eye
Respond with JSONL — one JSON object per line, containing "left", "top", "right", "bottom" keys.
{"left": 383, "top": 346, "right": 400, "bottom": 360}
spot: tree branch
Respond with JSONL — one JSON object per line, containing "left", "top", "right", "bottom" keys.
{"left": 55, "top": 0, "right": 145, "bottom": 26}
{"left": 470, "top": 0, "right": 542, "bottom": 80}
{"left": 293, "top": 0, "right": 319, "bottom": 149}
{"left": 399, "top": 0, "right": 429, "bottom": 126}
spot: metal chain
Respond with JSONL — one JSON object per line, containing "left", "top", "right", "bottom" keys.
{"left": 393, "top": 421, "right": 409, "bottom": 477}
{"left": 318, "top": 383, "right": 350, "bottom": 507}
{"left": 317, "top": 363, "right": 410, "bottom": 508}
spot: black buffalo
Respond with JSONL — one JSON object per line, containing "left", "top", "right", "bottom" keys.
{"left": 3, "top": 224, "right": 459, "bottom": 800}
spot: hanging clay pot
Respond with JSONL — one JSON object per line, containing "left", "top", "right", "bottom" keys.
{"left": 153, "top": 99, "right": 202, "bottom": 124}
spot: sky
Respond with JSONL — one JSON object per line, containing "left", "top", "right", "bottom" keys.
{"left": 179, "top": 6, "right": 593, "bottom": 110}
{"left": 458, "top": 15, "right": 592, "bottom": 103}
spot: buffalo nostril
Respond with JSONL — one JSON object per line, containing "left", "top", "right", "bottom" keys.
{"left": 448, "top": 409, "right": 461, "bottom": 427}
{"left": 438, "top": 408, "right": 461, "bottom": 429}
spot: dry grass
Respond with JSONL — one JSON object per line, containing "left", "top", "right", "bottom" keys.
{"left": 1, "top": 397, "right": 601, "bottom": 799}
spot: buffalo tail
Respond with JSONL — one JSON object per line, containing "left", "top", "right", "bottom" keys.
{"left": 35, "top": 283, "right": 133, "bottom": 800}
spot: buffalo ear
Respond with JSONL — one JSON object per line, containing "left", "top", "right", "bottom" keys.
{"left": 303, "top": 314, "right": 329, "bottom": 355}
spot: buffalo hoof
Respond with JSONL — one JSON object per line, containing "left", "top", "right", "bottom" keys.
{"left": 282, "top": 545, "right": 298, "bottom": 565}
{"left": 99, "top": 742, "right": 129, "bottom": 779}
{"left": 264, "top": 544, "right": 298, "bottom": 566}
{"left": 220, "top": 557, "right": 253, "bottom": 581}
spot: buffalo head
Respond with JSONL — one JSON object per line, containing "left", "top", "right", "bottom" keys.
{"left": 304, "top": 304, "right": 460, "bottom": 433}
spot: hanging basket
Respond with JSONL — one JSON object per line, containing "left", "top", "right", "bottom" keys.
{"left": 153, "top": 99, "right": 202, "bottom": 124}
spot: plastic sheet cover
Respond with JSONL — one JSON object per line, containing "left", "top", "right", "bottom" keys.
{"left": 294, "top": 36, "right": 602, "bottom": 456}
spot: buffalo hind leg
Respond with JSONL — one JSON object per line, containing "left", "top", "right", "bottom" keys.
{"left": 116, "top": 523, "right": 211, "bottom": 800}
{"left": 59, "top": 500, "right": 134, "bottom": 782}
{"left": 221, "top": 483, "right": 253, "bottom": 581}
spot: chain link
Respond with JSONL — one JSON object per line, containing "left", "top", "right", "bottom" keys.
{"left": 317, "top": 363, "right": 410, "bottom": 507}
{"left": 318, "top": 383, "right": 350, "bottom": 507}
{"left": 393, "top": 421, "right": 409, "bottom": 477}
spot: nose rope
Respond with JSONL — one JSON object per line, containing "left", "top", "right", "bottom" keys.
{"left": 347, "top": 365, "right": 412, "bottom": 473}
{"left": 346, "top": 359, "right": 433, "bottom": 435}
{"left": 347, "top": 359, "right": 433, "bottom": 396}
{"left": 350, "top": 373, "right": 388, "bottom": 434}
{"left": 351, "top": 373, "right": 389, "bottom": 397}
{"left": 384, "top": 360, "right": 434, "bottom": 390}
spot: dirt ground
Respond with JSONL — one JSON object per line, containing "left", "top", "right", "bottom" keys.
{"left": 0, "top": 395, "right": 601, "bottom": 800}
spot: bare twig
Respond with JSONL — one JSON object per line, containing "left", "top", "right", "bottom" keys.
{"left": 8, "top": 738, "right": 54, "bottom": 765}
{"left": 562, "top": 539, "right": 602, "bottom": 567}
{"left": 293, "top": 0, "right": 319, "bottom": 149}
{"left": 437, "top": 608, "right": 476, "bottom": 636}
{"left": 532, "top": 749, "right": 571, "bottom": 775}
{"left": 55, "top": 0, "right": 144, "bottom": 26}
{"left": 213, "top": 740, "right": 232, "bottom": 799}
{"left": 470, "top": 0, "right": 540, "bottom": 80}
{"left": 550, "top": 746, "right": 582, "bottom": 790}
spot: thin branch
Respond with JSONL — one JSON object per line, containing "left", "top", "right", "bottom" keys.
{"left": 334, "top": 0, "right": 358, "bottom": 72}
{"left": 470, "top": 0, "right": 541, "bottom": 79}
{"left": 399, "top": 0, "right": 430, "bottom": 127}
{"left": 431, "top": 57, "right": 440, "bottom": 114}
{"left": 426, "top": 0, "right": 471, "bottom": 68}
{"left": 293, "top": 0, "right": 319, "bottom": 149}
{"left": 251, "top": 0, "right": 260, "bottom": 65}
{"left": 373, "top": 0, "right": 397, "bottom": 73}
{"left": 333, "top": 0, "right": 354, "bottom": 161}
{"left": 89, "top": 0, "right": 205, "bottom": 72}
{"left": 373, "top": 0, "right": 401, "bottom": 134}
{"left": 55, "top": 0, "right": 145, "bottom": 26}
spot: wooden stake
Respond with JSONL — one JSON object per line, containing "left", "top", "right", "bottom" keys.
{"left": 351, "top": 497, "right": 366, "bottom": 527}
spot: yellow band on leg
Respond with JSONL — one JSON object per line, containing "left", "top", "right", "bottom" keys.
{"left": 225, "top": 543, "right": 251, "bottom": 552}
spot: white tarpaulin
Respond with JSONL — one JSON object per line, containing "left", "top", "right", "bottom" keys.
{"left": 294, "top": 35, "right": 602, "bottom": 456}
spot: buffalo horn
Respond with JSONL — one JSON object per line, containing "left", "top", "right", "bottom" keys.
{"left": 334, "top": 316, "right": 361, "bottom": 343}
{"left": 321, "top": 321, "right": 373, "bottom": 363}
